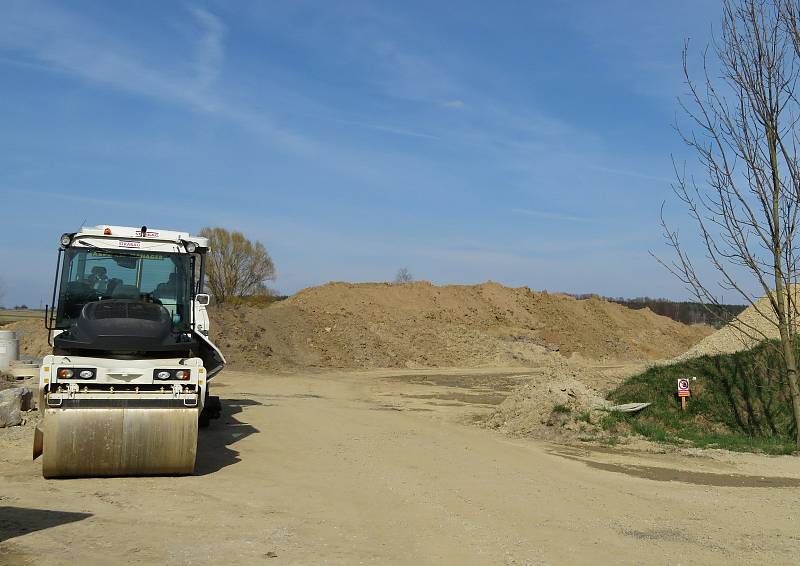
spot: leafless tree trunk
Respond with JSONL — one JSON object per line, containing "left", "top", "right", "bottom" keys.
{"left": 658, "top": 0, "right": 800, "bottom": 447}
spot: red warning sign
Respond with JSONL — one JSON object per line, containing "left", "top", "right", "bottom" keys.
{"left": 677, "top": 378, "right": 691, "bottom": 397}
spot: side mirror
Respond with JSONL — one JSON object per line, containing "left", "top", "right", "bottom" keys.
{"left": 196, "top": 293, "right": 210, "bottom": 306}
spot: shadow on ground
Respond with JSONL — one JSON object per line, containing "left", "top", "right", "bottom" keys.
{"left": 549, "top": 448, "right": 800, "bottom": 488}
{"left": 0, "top": 507, "right": 91, "bottom": 542}
{"left": 195, "top": 398, "right": 260, "bottom": 475}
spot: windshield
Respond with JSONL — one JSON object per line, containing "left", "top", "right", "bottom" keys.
{"left": 55, "top": 248, "right": 194, "bottom": 330}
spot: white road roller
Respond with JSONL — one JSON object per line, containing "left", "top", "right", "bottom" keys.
{"left": 33, "top": 225, "right": 225, "bottom": 477}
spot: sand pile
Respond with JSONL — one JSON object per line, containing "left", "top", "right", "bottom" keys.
{"left": 213, "top": 281, "right": 710, "bottom": 370}
{"left": 678, "top": 291, "right": 797, "bottom": 359}
{"left": 483, "top": 364, "right": 611, "bottom": 440}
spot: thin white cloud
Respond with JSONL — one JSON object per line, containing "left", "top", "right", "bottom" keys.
{"left": 585, "top": 164, "right": 673, "bottom": 184}
{"left": 314, "top": 114, "right": 442, "bottom": 141}
{"left": 511, "top": 208, "right": 592, "bottom": 223}
{"left": 366, "top": 38, "right": 459, "bottom": 103}
{"left": 0, "top": 1, "right": 215, "bottom": 110}
{"left": 188, "top": 6, "right": 225, "bottom": 89}
{"left": 3, "top": 187, "right": 177, "bottom": 212}
{"left": 0, "top": 0, "right": 605, "bottom": 183}
{"left": 0, "top": 2, "right": 327, "bottom": 154}
{"left": 443, "top": 99, "right": 466, "bottom": 109}
{"left": 0, "top": 1, "right": 657, "bottom": 209}
{"left": 562, "top": 1, "right": 717, "bottom": 99}
{"left": 0, "top": 0, "right": 464, "bottom": 188}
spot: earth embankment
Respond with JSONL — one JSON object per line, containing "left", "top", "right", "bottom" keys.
{"left": 212, "top": 282, "right": 711, "bottom": 370}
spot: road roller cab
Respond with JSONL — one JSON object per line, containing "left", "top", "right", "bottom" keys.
{"left": 34, "top": 225, "right": 225, "bottom": 477}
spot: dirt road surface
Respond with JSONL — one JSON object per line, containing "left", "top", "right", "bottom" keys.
{"left": 2, "top": 368, "right": 800, "bottom": 565}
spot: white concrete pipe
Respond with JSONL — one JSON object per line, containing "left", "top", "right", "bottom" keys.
{"left": 0, "top": 330, "right": 20, "bottom": 371}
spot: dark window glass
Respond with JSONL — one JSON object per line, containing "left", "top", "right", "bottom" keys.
{"left": 56, "top": 249, "right": 192, "bottom": 330}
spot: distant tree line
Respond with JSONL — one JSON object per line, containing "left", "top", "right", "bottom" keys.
{"left": 571, "top": 294, "right": 746, "bottom": 328}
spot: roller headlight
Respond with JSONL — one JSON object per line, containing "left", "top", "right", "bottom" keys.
{"left": 154, "top": 369, "right": 191, "bottom": 380}
{"left": 57, "top": 368, "right": 96, "bottom": 379}
{"left": 184, "top": 241, "right": 197, "bottom": 253}
{"left": 59, "top": 234, "right": 72, "bottom": 247}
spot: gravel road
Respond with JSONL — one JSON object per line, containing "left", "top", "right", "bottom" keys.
{"left": 2, "top": 368, "right": 799, "bottom": 565}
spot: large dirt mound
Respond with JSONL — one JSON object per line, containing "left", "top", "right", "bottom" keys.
{"left": 213, "top": 282, "right": 710, "bottom": 370}
{"left": 678, "top": 291, "right": 794, "bottom": 359}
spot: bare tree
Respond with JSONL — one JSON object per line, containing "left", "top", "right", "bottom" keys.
{"left": 658, "top": 0, "right": 800, "bottom": 446}
{"left": 394, "top": 267, "right": 413, "bottom": 284}
{"left": 199, "top": 227, "right": 276, "bottom": 304}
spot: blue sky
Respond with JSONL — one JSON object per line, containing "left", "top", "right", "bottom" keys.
{"left": 0, "top": 0, "right": 724, "bottom": 307}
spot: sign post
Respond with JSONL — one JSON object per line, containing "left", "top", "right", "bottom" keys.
{"left": 677, "top": 378, "right": 691, "bottom": 410}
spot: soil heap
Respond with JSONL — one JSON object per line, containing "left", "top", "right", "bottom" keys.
{"left": 213, "top": 282, "right": 710, "bottom": 370}
{"left": 483, "top": 369, "right": 611, "bottom": 441}
{"left": 678, "top": 291, "right": 797, "bottom": 359}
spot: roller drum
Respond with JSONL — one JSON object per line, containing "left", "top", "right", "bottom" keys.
{"left": 41, "top": 407, "right": 198, "bottom": 478}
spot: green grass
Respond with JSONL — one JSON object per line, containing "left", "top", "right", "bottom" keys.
{"left": 599, "top": 411, "right": 625, "bottom": 431}
{"left": 608, "top": 339, "right": 798, "bottom": 455}
{"left": 552, "top": 404, "right": 571, "bottom": 414}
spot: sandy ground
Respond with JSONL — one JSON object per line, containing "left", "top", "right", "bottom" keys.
{"left": 2, "top": 368, "right": 800, "bottom": 565}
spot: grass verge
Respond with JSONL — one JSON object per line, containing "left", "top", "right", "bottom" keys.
{"left": 607, "top": 340, "right": 798, "bottom": 455}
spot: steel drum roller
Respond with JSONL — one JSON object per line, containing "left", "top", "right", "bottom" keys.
{"left": 41, "top": 407, "right": 198, "bottom": 478}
